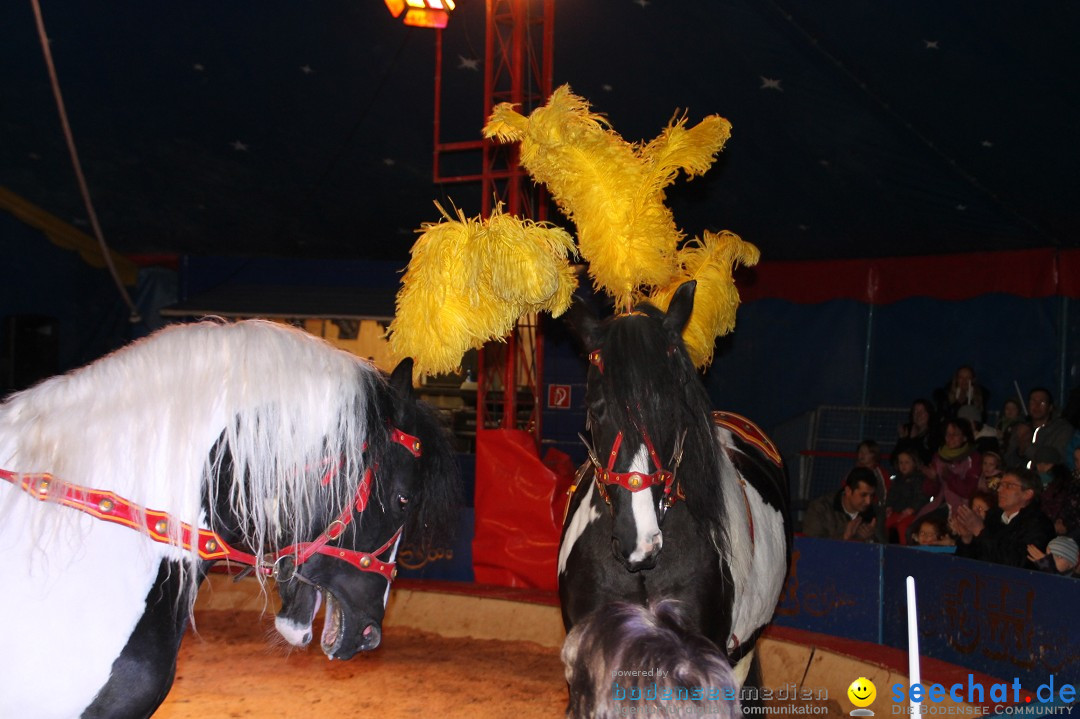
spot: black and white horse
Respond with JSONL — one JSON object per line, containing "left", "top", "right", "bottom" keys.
{"left": 558, "top": 281, "right": 792, "bottom": 686}
{"left": 0, "top": 319, "right": 459, "bottom": 718}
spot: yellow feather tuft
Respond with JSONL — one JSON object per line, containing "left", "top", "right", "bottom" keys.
{"left": 484, "top": 85, "right": 732, "bottom": 311}
{"left": 649, "top": 231, "right": 759, "bottom": 368}
{"left": 483, "top": 102, "right": 531, "bottom": 143}
{"left": 388, "top": 203, "right": 578, "bottom": 378}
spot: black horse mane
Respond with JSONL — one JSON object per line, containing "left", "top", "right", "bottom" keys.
{"left": 594, "top": 301, "right": 727, "bottom": 536}
{"left": 373, "top": 371, "right": 461, "bottom": 551}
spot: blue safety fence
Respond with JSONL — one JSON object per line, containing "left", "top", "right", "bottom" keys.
{"left": 777, "top": 537, "right": 1080, "bottom": 691}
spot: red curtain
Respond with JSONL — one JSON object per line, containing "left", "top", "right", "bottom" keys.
{"left": 737, "top": 248, "right": 1068, "bottom": 305}
{"left": 471, "top": 429, "right": 574, "bottom": 590}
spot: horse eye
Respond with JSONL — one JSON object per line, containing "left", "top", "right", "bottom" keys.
{"left": 397, "top": 494, "right": 410, "bottom": 509}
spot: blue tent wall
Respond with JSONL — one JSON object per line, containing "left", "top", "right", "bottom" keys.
{"left": 541, "top": 251, "right": 1080, "bottom": 472}
{"left": 705, "top": 293, "right": 1072, "bottom": 433}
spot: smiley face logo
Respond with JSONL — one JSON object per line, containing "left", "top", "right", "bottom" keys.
{"left": 847, "top": 677, "right": 877, "bottom": 708}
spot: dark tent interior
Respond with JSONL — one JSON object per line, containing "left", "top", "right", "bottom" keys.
{"left": 3, "top": 0, "right": 1080, "bottom": 451}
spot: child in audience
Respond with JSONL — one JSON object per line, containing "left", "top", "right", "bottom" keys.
{"left": 969, "top": 490, "right": 997, "bottom": 522}
{"left": 1027, "top": 536, "right": 1079, "bottom": 576}
{"left": 911, "top": 515, "right": 955, "bottom": 547}
{"left": 978, "top": 451, "right": 1005, "bottom": 492}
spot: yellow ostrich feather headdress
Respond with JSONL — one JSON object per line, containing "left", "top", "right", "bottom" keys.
{"left": 485, "top": 85, "right": 759, "bottom": 368}
{"left": 387, "top": 202, "right": 578, "bottom": 378}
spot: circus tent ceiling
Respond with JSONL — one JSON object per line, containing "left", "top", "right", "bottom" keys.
{"left": 2, "top": 0, "right": 1078, "bottom": 267}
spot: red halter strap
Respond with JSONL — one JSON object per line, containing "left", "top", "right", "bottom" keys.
{"left": 591, "top": 426, "right": 683, "bottom": 508}
{"left": 390, "top": 427, "right": 422, "bottom": 457}
{"left": 0, "top": 423, "right": 422, "bottom": 583}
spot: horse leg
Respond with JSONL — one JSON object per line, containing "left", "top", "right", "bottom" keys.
{"left": 81, "top": 560, "right": 201, "bottom": 719}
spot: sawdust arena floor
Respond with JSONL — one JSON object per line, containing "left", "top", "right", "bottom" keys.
{"left": 155, "top": 610, "right": 567, "bottom": 719}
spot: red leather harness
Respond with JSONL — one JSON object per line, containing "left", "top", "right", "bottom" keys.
{"left": 589, "top": 426, "right": 685, "bottom": 508}
{"left": 585, "top": 345, "right": 686, "bottom": 510}
{"left": 0, "top": 426, "right": 422, "bottom": 583}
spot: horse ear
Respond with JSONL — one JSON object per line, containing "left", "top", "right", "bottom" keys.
{"left": 389, "top": 358, "right": 415, "bottom": 402}
{"left": 663, "top": 280, "right": 697, "bottom": 335}
{"left": 564, "top": 297, "right": 601, "bottom": 351}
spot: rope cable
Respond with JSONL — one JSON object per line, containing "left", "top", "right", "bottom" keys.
{"left": 30, "top": 0, "right": 142, "bottom": 322}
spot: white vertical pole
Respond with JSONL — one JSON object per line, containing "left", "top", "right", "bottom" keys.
{"left": 906, "top": 576, "right": 921, "bottom": 717}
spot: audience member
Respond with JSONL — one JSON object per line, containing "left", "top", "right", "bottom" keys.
{"left": 996, "top": 398, "right": 1024, "bottom": 453}
{"left": 958, "top": 404, "right": 999, "bottom": 454}
{"left": 969, "top": 489, "right": 997, "bottom": 522}
{"left": 924, "top": 419, "right": 981, "bottom": 514}
{"left": 936, "top": 365, "right": 987, "bottom": 422}
{"left": 977, "top": 451, "right": 1005, "bottom": 492}
{"left": 911, "top": 515, "right": 955, "bottom": 547}
{"left": 802, "top": 468, "right": 878, "bottom": 543}
{"left": 894, "top": 399, "right": 941, "bottom": 467}
{"left": 886, "top": 450, "right": 930, "bottom": 544}
{"left": 950, "top": 467, "right": 1055, "bottom": 568}
{"left": 1006, "top": 388, "right": 1074, "bottom": 468}
{"left": 1040, "top": 446, "right": 1080, "bottom": 537}
{"left": 1027, "top": 536, "right": 1079, "bottom": 577}
{"left": 855, "top": 439, "right": 888, "bottom": 542}
{"left": 562, "top": 600, "right": 739, "bottom": 719}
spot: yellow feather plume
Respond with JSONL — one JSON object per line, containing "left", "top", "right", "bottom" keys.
{"left": 649, "top": 231, "right": 760, "bottom": 368}
{"left": 483, "top": 85, "right": 732, "bottom": 312}
{"left": 388, "top": 203, "right": 578, "bottom": 378}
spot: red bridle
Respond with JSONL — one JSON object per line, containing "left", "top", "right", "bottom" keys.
{"left": 585, "top": 346, "right": 686, "bottom": 510}
{"left": 0, "top": 426, "right": 423, "bottom": 584}
{"left": 584, "top": 424, "right": 685, "bottom": 510}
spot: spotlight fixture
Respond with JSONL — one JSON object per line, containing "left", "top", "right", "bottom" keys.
{"left": 384, "top": 0, "right": 455, "bottom": 29}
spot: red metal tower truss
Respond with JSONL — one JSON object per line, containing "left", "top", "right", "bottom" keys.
{"left": 432, "top": 0, "right": 554, "bottom": 445}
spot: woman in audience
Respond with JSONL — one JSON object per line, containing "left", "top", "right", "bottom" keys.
{"left": 886, "top": 449, "right": 929, "bottom": 544}
{"left": 894, "top": 399, "right": 941, "bottom": 466}
{"left": 924, "top": 418, "right": 982, "bottom": 514}
{"left": 937, "top": 365, "right": 987, "bottom": 422}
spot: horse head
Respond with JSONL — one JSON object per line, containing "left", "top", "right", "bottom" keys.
{"left": 273, "top": 357, "right": 459, "bottom": 659}
{"left": 568, "top": 281, "right": 714, "bottom": 571}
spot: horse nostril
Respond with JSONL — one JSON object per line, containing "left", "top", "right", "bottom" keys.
{"left": 361, "top": 624, "right": 382, "bottom": 650}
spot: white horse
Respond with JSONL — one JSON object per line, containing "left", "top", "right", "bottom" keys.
{"left": 0, "top": 319, "right": 459, "bottom": 718}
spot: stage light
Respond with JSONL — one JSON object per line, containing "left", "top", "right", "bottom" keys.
{"left": 384, "top": 0, "right": 454, "bottom": 29}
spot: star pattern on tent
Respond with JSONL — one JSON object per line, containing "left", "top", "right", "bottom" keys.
{"left": 602, "top": 84, "right": 613, "bottom": 92}
{"left": 383, "top": 158, "right": 396, "bottom": 166}
{"left": 981, "top": 140, "right": 994, "bottom": 148}
{"left": 231, "top": 140, "right": 248, "bottom": 152}
{"left": 457, "top": 55, "right": 479, "bottom": 71}
{"left": 955, "top": 204, "right": 967, "bottom": 211}
{"left": 925, "top": 40, "right": 939, "bottom": 50}
{"left": 634, "top": 0, "right": 650, "bottom": 7}
{"left": 193, "top": 63, "right": 205, "bottom": 71}
{"left": 300, "top": 65, "right": 314, "bottom": 74}
{"left": 760, "top": 76, "right": 783, "bottom": 91}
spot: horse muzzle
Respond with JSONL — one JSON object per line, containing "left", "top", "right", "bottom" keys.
{"left": 611, "top": 530, "right": 663, "bottom": 572}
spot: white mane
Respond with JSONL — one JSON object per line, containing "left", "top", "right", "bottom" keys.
{"left": 0, "top": 319, "right": 381, "bottom": 576}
